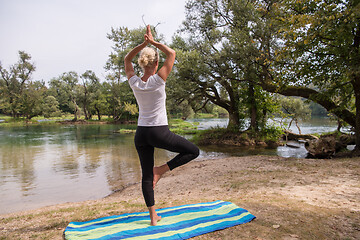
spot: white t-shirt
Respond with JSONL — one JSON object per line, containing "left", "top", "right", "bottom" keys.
{"left": 128, "top": 74, "right": 168, "bottom": 126}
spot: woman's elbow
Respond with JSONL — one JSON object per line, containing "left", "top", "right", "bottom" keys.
{"left": 168, "top": 49, "right": 176, "bottom": 60}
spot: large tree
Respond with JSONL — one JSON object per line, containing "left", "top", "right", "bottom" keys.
{"left": 79, "top": 70, "right": 101, "bottom": 120}
{"left": 0, "top": 51, "right": 36, "bottom": 117}
{"left": 19, "top": 80, "right": 47, "bottom": 120}
{"left": 49, "top": 72, "right": 80, "bottom": 121}
{"left": 175, "top": 0, "right": 281, "bottom": 130}
{"left": 177, "top": 0, "right": 359, "bottom": 152}
{"left": 265, "top": 0, "right": 359, "bottom": 152}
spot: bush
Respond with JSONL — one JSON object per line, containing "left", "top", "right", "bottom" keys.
{"left": 192, "top": 125, "right": 283, "bottom": 146}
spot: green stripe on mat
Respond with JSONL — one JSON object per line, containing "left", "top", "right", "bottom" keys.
{"left": 64, "top": 200, "right": 255, "bottom": 240}
{"left": 68, "top": 201, "right": 222, "bottom": 229}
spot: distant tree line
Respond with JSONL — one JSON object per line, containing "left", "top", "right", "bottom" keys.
{"left": 0, "top": 51, "right": 136, "bottom": 121}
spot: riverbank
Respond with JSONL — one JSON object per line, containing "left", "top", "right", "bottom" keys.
{"left": 1, "top": 155, "right": 359, "bottom": 239}
{"left": 0, "top": 116, "right": 200, "bottom": 134}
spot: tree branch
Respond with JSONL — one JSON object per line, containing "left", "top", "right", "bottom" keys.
{"left": 261, "top": 82, "right": 356, "bottom": 127}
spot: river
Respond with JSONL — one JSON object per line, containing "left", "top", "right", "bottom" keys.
{"left": 0, "top": 117, "right": 345, "bottom": 214}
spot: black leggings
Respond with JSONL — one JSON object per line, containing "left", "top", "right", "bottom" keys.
{"left": 134, "top": 125, "right": 199, "bottom": 207}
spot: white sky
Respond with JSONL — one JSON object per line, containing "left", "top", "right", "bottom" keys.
{"left": 0, "top": 0, "right": 187, "bottom": 82}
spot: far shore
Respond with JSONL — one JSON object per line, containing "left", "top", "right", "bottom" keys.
{"left": 1, "top": 155, "right": 359, "bottom": 239}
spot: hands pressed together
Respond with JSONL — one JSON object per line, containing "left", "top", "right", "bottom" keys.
{"left": 144, "top": 25, "right": 155, "bottom": 44}
{"left": 124, "top": 24, "right": 175, "bottom": 81}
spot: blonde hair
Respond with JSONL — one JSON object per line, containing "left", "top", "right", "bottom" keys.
{"left": 138, "top": 47, "right": 159, "bottom": 70}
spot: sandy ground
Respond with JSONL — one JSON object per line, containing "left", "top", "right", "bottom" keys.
{"left": 1, "top": 155, "right": 360, "bottom": 239}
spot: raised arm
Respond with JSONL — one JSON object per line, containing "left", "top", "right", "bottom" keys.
{"left": 145, "top": 25, "right": 176, "bottom": 81}
{"left": 124, "top": 41, "right": 148, "bottom": 80}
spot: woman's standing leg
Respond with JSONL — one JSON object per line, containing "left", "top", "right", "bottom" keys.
{"left": 135, "top": 144, "right": 155, "bottom": 207}
{"left": 135, "top": 127, "right": 162, "bottom": 225}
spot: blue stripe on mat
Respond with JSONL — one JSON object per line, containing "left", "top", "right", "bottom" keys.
{"left": 67, "top": 201, "right": 231, "bottom": 231}
{"left": 68, "top": 200, "right": 224, "bottom": 227}
{"left": 64, "top": 200, "right": 256, "bottom": 240}
{"left": 101, "top": 208, "right": 248, "bottom": 240}
{"left": 175, "top": 213, "right": 256, "bottom": 240}
{"left": 66, "top": 201, "right": 230, "bottom": 232}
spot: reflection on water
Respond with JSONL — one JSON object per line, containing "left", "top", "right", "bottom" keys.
{"left": 0, "top": 125, "right": 172, "bottom": 214}
{"left": 0, "top": 118, "right": 341, "bottom": 214}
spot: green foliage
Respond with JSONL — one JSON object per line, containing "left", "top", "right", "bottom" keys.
{"left": 275, "top": 0, "right": 359, "bottom": 148}
{"left": 175, "top": 0, "right": 284, "bottom": 130}
{"left": 105, "top": 25, "right": 164, "bottom": 82}
{"left": 210, "top": 105, "right": 228, "bottom": 118}
{"left": 49, "top": 71, "right": 80, "bottom": 121}
{"left": 42, "top": 96, "right": 62, "bottom": 118}
{"left": 279, "top": 96, "right": 311, "bottom": 134}
{"left": 19, "top": 80, "right": 46, "bottom": 119}
{"left": 167, "top": 98, "right": 195, "bottom": 120}
{"left": 0, "top": 51, "right": 36, "bottom": 118}
{"left": 259, "top": 125, "right": 284, "bottom": 142}
{"left": 123, "top": 102, "right": 138, "bottom": 115}
{"left": 78, "top": 70, "right": 100, "bottom": 120}
{"left": 169, "top": 119, "right": 199, "bottom": 135}
{"left": 193, "top": 125, "right": 282, "bottom": 146}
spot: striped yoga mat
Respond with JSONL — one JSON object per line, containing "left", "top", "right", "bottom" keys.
{"left": 64, "top": 200, "right": 255, "bottom": 240}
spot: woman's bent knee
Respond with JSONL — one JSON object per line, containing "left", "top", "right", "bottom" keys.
{"left": 192, "top": 145, "right": 200, "bottom": 159}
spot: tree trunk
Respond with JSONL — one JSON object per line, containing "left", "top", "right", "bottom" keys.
{"left": 353, "top": 76, "right": 360, "bottom": 153}
{"left": 227, "top": 109, "right": 240, "bottom": 130}
{"left": 295, "top": 119, "right": 301, "bottom": 135}
{"left": 248, "top": 82, "right": 257, "bottom": 130}
{"left": 337, "top": 119, "right": 342, "bottom": 132}
{"left": 95, "top": 106, "right": 101, "bottom": 121}
{"left": 351, "top": 16, "right": 360, "bottom": 154}
{"left": 200, "top": 81, "right": 241, "bottom": 130}
{"left": 83, "top": 105, "right": 88, "bottom": 120}
{"left": 72, "top": 99, "right": 79, "bottom": 121}
{"left": 227, "top": 90, "right": 241, "bottom": 130}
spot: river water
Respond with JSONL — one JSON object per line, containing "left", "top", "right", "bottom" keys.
{"left": 0, "top": 118, "right": 345, "bottom": 214}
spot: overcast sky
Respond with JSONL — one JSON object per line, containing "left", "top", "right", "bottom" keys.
{"left": 0, "top": 0, "right": 188, "bottom": 82}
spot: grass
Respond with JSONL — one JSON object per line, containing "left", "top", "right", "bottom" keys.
{"left": 110, "top": 118, "right": 200, "bottom": 135}
{"left": 168, "top": 118, "right": 200, "bottom": 135}
{"left": 193, "top": 113, "right": 218, "bottom": 119}
{"left": 0, "top": 115, "right": 200, "bottom": 133}
{"left": 0, "top": 114, "right": 134, "bottom": 127}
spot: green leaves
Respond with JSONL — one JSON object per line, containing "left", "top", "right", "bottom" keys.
{"left": 0, "top": 51, "right": 37, "bottom": 118}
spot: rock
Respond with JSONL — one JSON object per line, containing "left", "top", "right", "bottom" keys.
{"left": 256, "top": 141, "right": 267, "bottom": 146}
{"left": 266, "top": 140, "right": 279, "bottom": 149}
{"left": 305, "top": 133, "right": 351, "bottom": 159}
{"left": 286, "top": 143, "right": 300, "bottom": 148}
{"left": 339, "top": 134, "right": 356, "bottom": 145}
{"left": 283, "top": 234, "right": 300, "bottom": 240}
{"left": 305, "top": 138, "right": 337, "bottom": 158}
{"left": 272, "top": 224, "right": 280, "bottom": 229}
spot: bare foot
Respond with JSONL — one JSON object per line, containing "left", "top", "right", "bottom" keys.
{"left": 150, "top": 215, "right": 162, "bottom": 226}
{"left": 153, "top": 164, "right": 169, "bottom": 189}
{"left": 153, "top": 167, "right": 162, "bottom": 189}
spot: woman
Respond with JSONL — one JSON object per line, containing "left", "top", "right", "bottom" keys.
{"left": 124, "top": 25, "right": 199, "bottom": 226}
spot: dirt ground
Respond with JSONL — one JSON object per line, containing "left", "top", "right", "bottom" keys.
{"left": 1, "top": 155, "right": 359, "bottom": 239}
